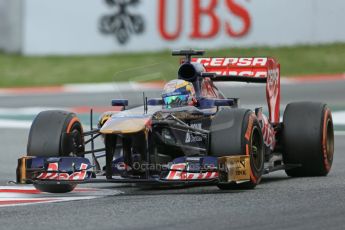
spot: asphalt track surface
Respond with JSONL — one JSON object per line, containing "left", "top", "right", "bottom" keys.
{"left": 0, "top": 80, "right": 345, "bottom": 230}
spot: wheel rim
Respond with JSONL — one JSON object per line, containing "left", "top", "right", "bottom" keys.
{"left": 250, "top": 126, "right": 264, "bottom": 172}
{"left": 71, "top": 129, "right": 84, "bottom": 156}
{"left": 326, "top": 118, "right": 334, "bottom": 163}
{"left": 66, "top": 122, "right": 84, "bottom": 156}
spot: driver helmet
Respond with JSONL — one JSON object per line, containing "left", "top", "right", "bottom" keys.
{"left": 162, "top": 79, "right": 196, "bottom": 108}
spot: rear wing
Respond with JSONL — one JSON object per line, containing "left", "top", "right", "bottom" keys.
{"left": 192, "top": 57, "right": 278, "bottom": 80}
{"left": 192, "top": 57, "right": 281, "bottom": 124}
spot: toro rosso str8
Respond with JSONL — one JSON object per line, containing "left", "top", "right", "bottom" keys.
{"left": 16, "top": 50, "right": 334, "bottom": 193}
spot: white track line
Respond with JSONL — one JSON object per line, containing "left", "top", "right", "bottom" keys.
{"left": 0, "top": 185, "right": 123, "bottom": 208}
{"left": 0, "top": 107, "right": 65, "bottom": 115}
{"left": 64, "top": 82, "right": 142, "bottom": 93}
{"left": 335, "top": 131, "right": 345, "bottom": 136}
{"left": 332, "top": 111, "right": 345, "bottom": 125}
{"left": 0, "top": 197, "right": 98, "bottom": 208}
{"left": 0, "top": 119, "right": 32, "bottom": 129}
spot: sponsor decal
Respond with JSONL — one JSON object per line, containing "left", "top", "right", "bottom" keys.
{"left": 36, "top": 163, "right": 88, "bottom": 181}
{"left": 185, "top": 157, "right": 201, "bottom": 162}
{"left": 260, "top": 114, "right": 276, "bottom": 150}
{"left": 266, "top": 67, "right": 280, "bottom": 122}
{"left": 218, "top": 155, "right": 250, "bottom": 182}
{"left": 158, "top": 0, "right": 251, "bottom": 40}
{"left": 267, "top": 67, "right": 279, "bottom": 98}
{"left": 185, "top": 131, "right": 203, "bottom": 143}
{"left": 115, "top": 162, "right": 132, "bottom": 171}
{"left": 99, "top": 0, "right": 145, "bottom": 44}
{"left": 193, "top": 57, "right": 268, "bottom": 67}
{"left": 185, "top": 132, "right": 190, "bottom": 143}
{"left": 192, "top": 57, "right": 268, "bottom": 76}
{"left": 221, "top": 71, "right": 267, "bottom": 77}
{"left": 165, "top": 163, "right": 218, "bottom": 180}
{"left": 190, "top": 123, "right": 202, "bottom": 129}
{"left": 195, "top": 70, "right": 266, "bottom": 77}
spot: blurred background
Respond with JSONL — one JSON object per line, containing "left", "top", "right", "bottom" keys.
{"left": 0, "top": 0, "right": 344, "bottom": 87}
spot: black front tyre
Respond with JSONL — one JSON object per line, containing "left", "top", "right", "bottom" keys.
{"left": 210, "top": 109, "right": 264, "bottom": 189}
{"left": 27, "top": 110, "right": 84, "bottom": 157}
{"left": 283, "top": 102, "right": 334, "bottom": 177}
{"left": 33, "top": 184, "right": 76, "bottom": 193}
{"left": 27, "top": 110, "right": 84, "bottom": 193}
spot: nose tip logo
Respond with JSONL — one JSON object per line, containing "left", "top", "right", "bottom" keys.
{"left": 99, "top": 0, "right": 145, "bottom": 44}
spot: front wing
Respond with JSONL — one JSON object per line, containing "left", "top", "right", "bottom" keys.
{"left": 16, "top": 155, "right": 252, "bottom": 186}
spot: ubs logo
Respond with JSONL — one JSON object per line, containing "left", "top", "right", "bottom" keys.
{"left": 99, "top": 0, "right": 145, "bottom": 44}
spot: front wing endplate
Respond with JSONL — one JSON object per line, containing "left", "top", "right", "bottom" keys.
{"left": 218, "top": 155, "right": 251, "bottom": 182}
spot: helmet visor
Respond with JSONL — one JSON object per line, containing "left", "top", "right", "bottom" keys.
{"left": 163, "top": 94, "right": 189, "bottom": 108}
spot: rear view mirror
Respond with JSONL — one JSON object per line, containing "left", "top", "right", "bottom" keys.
{"left": 147, "top": 98, "right": 163, "bottom": 106}
{"left": 111, "top": 99, "right": 128, "bottom": 107}
{"left": 214, "top": 99, "right": 234, "bottom": 107}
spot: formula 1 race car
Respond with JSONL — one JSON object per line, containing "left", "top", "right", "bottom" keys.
{"left": 16, "top": 50, "right": 335, "bottom": 193}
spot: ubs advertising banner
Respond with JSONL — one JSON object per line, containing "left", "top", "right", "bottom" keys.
{"left": 18, "top": 0, "right": 345, "bottom": 55}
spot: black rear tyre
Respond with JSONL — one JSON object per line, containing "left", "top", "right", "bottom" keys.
{"left": 283, "top": 102, "right": 334, "bottom": 177}
{"left": 210, "top": 108, "right": 264, "bottom": 189}
{"left": 27, "top": 110, "right": 84, "bottom": 193}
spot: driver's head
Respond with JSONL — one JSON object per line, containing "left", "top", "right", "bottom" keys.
{"left": 162, "top": 79, "right": 196, "bottom": 109}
